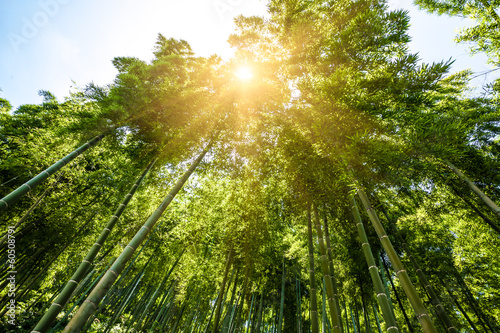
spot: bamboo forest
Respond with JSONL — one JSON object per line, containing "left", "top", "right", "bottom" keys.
{"left": 1, "top": 0, "right": 499, "bottom": 332}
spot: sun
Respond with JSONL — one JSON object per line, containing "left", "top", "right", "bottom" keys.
{"left": 235, "top": 66, "right": 253, "bottom": 81}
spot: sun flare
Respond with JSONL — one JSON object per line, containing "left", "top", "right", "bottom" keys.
{"left": 235, "top": 66, "right": 253, "bottom": 81}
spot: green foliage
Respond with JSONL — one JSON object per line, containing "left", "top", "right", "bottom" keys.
{"left": 1, "top": 1, "right": 499, "bottom": 332}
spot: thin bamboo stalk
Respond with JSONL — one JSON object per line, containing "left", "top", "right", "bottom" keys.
{"left": 134, "top": 249, "right": 183, "bottom": 331}
{"left": 0, "top": 134, "right": 106, "bottom": 212}
{"left": 322, "top": 215, "right": 343, "bottom": 333}
{"left": 246, "top": 293, "right": 255, "bottom": 333}
{"left": 0, "top": 172, "right": 64, "bottom": 247}
{"left": 307, "top": 206, "right": 320, "bottom": 333}
{"left": 438, "top": 277, "right": 479, "bottom": 333}
{"left": 381, "top": 256, "right": 415, "bottom": 333}
{"left": 32, "top": 160, "right": 155, "bottom": 333}
{"left": 213, "top": 248, "right": 234, "bottom": 333}
{"left": 351, "top": 196, "right": 399, "bottom": 333}
{"left": 297, "top": 277, "right": 302, "bottom": 333}
{"left": 356, "top": 188, "right": 437, "bottom": 333}
{"left": 312, "top": 205, "right": 342, "bottom": 333}
{"left": 372, "top": 304, "right": 382, "bottom": 333}
{"left": 444, "top": 160, "right": 500, "bottom": 219}
{"left": 277, "top": 257, "right": 286, "bottom": 333}
{"left": 62, "top": 142, "right": 212, "bottom": 333}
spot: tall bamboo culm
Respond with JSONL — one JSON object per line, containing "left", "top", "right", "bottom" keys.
{"left": 322, "top": 215, "right": 343, "bottom": 332}
{"left": 212, "top": 248, "right": 234, "bottom": 333}
{"left": 377, "top": 204, "right": 459, "bottom": 333}
{"left": 31, "top": 159, "right": 155, "bottom": 333}
{"left": 356, "top": 188, "right": 438, "bottom": 333}
{"left": 444, "top": 159, "right": 500, "bottom": 219}
{"left": 62, "top": 141, "right": 213, "bottom": 333}
{"left": 307, "top": 206, "right": 319, "bottom": 333}
{"left": 312, "top": 205, "right": 343, "bottom": 333}
{"left": 350, "top": 196, "right": 399, "bottom": 333}
{"left": 0, "top": 134, "right": 106, "bottom": 212}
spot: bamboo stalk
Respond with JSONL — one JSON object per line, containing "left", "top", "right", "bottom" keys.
{"left": 213, "top": 248, "right": 234, "bottom": 333}
{"left": 356, "top": 188, "right": 437, "bottom": 333}
{"left": 381, "top": 256, "right": 414, "bottom": 333}
{"left": 0, "top": 171, "right": 65, "bottom": 247}
{"left": 277, "top": 257, "right": 286, "bottom": 333}
{"left": 307, "top": 206, "right": 320, "bottom": 333}
{"left": 322, "top": 215, "right": 343, "bottom": 333}
{"left": 0, "top": 134, "right": 106, "bottom": 212}
{"left": 312, "top": 205, "right": 342, "bottom": 333}
{"left": 62, "top": 141, "right": 213, "bottom": 333}
{"left": 351, "top": 196, "right": 399, "bottom": 333}
{"left": 32, "top": 160, "right": 155, "bottom": 333}
{"left": 444, "top": 160, "right": 500, "bottom": 219}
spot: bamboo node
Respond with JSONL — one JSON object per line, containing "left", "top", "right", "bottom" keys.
{"left": 141, "top": 226, "right": 151, "bottom": 232}
{"left": 377, "top": 293, "right": 387, "bottom": 297}
{"left": 112, "top": 215, "right": 119, "bottom": 219}
{"left": 0, "top": 199, "right": 8, "bottom": 207}
{"left": 43, "top": 170, "right": 51, "bottom": 177}
{"left": 69, "top": 280, "right": 79, "bottom": 285}
{"left": 362, "top": 242, "right": 370, "bottom": 247}
{"left": 380, "top": 235, "right": 389, "bottom": 240}
{"left": 395, "top": 269, "right": 406, "bottom": 275}
{"left": 108, "top": 269, "right": 118, "bottom": 277}
{"left": 104, "top": 228, "right": 111, "bottom": 232}
{"left": 387, "top": 326, "right": 399, "bottom": 332}
{"left": 52, "top": 302, "right": 63, "bottom": 308}
{"left": 368, "top": 265, "right": 378, "bottom": 270}
{"left": 417, "top": 313, "right": 429, "bottom": 319}
{"left": 126, "top": 194, "right": 133, "bottom": 197}
{"left": 126, "top": 245, "right": 135, "bottom": 251}
{"left": 93, "top": 243, "right": 102, "bottom": 248}
{"left": 84, "top": 299, "right": 97, "bottom": 308}
{"left": 447, "top": 327, "right": 457, "bottom": 332}
{"left": 24, "top": 183, "right": 32, "bottom": 190}
{"left": 82, "top": 260, "right": 92, "bottom": 265}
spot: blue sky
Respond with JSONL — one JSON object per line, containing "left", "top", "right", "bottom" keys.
{"left": 0, "top": 0, "right": 497, "bottom": 109}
